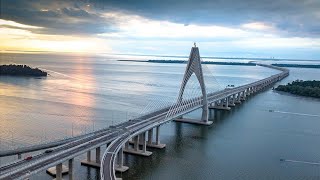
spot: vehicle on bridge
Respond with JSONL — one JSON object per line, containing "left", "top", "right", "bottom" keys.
{"left": 24, "top": 156, "right": 32, "bottom": 160}
{"left": 44, "top": 149, "right": 53, "bottom": 153}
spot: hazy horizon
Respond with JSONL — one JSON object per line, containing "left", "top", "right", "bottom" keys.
{"left": 1, "top": 0, "right": 320, "bottom": 60}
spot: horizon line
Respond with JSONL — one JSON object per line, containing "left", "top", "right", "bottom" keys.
{"left": 1, "top": 50, "right": 320, "bottom": 62}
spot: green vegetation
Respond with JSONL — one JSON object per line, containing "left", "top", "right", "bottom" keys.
{"left": 0, "top": 64, "right": 47, "bottom": 77}
{"left": 275, "top": 80, "right": 320, "bottom": 98}
{"left": 272, "top": 64, "right": 320, "bottom": 69}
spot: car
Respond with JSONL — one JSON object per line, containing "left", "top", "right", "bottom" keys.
{"left": 44, "top": 149, "right": 53, "bottom": 153}
{"left": 25, "top": 156, "right": 32, "bottom": 160}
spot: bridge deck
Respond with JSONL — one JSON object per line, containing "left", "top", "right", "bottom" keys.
{"left": 100, "top": 64, "right": 289, "bottom": 180}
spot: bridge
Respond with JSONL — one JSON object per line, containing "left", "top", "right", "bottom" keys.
{"left": 0, "top": 45, "right": 289, "bottom": 180}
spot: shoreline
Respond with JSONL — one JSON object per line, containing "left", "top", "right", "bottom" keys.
{"left": 118, "top": 60, "right": 320, "bottom": 68}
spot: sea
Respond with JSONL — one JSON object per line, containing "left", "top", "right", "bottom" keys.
{"left": 1, "top": 53, "right": 320, "bottom": 180}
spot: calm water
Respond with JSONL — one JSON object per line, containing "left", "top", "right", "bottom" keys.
{"left": 1, "top": 53, "right": 320, "bottom": 179}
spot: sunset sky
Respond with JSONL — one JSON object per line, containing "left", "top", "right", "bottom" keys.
{"left": 0, "top": 0, "right": 319, "bottom": 59}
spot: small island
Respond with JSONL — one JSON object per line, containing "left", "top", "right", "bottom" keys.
{"left": 275, "top": 80, "right": 320, "bottom": 98}
{"left": 0, "top": 64, "right": 47, "bottom": 77}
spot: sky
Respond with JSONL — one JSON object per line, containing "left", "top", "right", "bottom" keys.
{"left": 0, "top": 0, "right": 319, "bottom": 59}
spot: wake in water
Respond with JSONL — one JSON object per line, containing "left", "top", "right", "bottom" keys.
{"left": 280, "top": 159, "right": 320, "bottom": 165}
{"left": 40, "top": 68, "right": 85, "bottom": 81}
{"left": 269, "top": 110, "right": 320, "bottom": 118}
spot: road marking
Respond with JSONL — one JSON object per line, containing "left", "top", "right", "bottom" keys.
{"left": 106, "top": 152, "right": 117, "bottom": 154}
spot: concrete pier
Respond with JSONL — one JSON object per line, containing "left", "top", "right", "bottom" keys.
{"left": 68, "top": 158, "right": 74, "bottom": 180}
{"left": 56, "top": 163, "right": 63, "bottom": 180}
{"left": 124, "top": 132, "right": 152, "bottom": 156}
{"left": 208, "top": 100, "right": 231, "bottom": 110}
{"left": 81, "top": 148, "right": 101, "bottom": 168}
{"left": 131, "top": 128, "right": 166, "bottom": 148}
{"left": 246, "top": 88, "right": 251, "bottom": 95}
{"left": 148, "top": 127, "right": 166, "bottom": 148}
{"left": 240, "top": 91, "right": 246, "bottom": 101}
{"left": 96, "top": 147, "right": 101, "bottom": 164}
{"left": 175, "top": 117, "right": 213, "bottom": 125}
{"left": 228, "top": 95, "right": 236, "bottom": 107}
{"left": 47, "top": 163, "right": 69, "bottom": 179}
{"left": 235, "top": 93, "right": 241, "bottom": 104}
{"left": 115, "top": 147, "right": 129, "bottom": 172}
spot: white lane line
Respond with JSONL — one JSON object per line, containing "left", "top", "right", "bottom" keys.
{"left": 281, "top": 159, "right": 320, "bottom": 165}
{"left": 106, "top": 152, "right": 117, "bottom": 154}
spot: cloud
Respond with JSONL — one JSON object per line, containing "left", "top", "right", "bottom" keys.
{"left": 0, "top": 19, "right": 42, "bottom": 29}
{"left": 242, "top": 22, "right": 273, "bottom": 31}
{"left": 1, "top": 0, "right": 320, "bottom": 37}
{"left": 1, "top": 0, "right": 116, "bottom": 35}
{"left": 90, "top": 0, "right": 320, "bottom": 37}
{"left": 0, "top": 0, "right": 319, "bottom": 58}
{"left": 97, "top": 12, "right": 261, "bottom": 41}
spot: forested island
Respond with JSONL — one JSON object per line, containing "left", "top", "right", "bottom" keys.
{"left": 0, "top": 64, "right": 47, "bottom": 76}
{"left": 275, "top": 80, "right": 320, "bottom": 98}
{"left": 272, "top": 64, "right": 320, "bottom": 69}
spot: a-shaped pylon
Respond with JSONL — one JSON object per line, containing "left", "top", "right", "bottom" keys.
{"left": 176, "top": 45, "right": 210, "bottom": 124}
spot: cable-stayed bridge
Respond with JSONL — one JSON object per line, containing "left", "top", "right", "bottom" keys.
{"left": 0, "top": 45, "right": 289, "bottom": 180}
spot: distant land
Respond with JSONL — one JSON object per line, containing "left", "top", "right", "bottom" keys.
{"left": 272, "top": 64, "right": 320, "bottom": 69}
{"left": 0, "top": 64, "right": 47, "bottom": 77}
{"left": 109, "top": 52, "right": 320, "bottom": 62}
{"left": 119, "top": 60, "right": 320, "bottom": 68}
{"left": 275, "top": 80, "right": 320, "bottom": 98}
{"left": 118, "top": 60, "right": 256, "bottom": 66}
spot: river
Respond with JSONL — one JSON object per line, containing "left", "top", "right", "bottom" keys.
{"left": 1, "top": 53, "right": 320, "bottom": 179}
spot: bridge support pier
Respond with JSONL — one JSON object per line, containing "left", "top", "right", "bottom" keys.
{"left": 175, "top": 106, "right": 213, "bottom": 125}
{"left": 87, "top": 151, "right": 91, "bottom": 161}
{"left": 96, "top": 147, "right": 101, "bottom": 164}
{"left": 235, "top": 93, "right": 241, "bottom": 104}
{"left": 81, "top": 148, "right": 101, "bottom": 168}
{"left": 175, "top": 116, "right": 213, "bottom": 125}
{"left": 240, "top": 91, "right": 246, "bottom": 101}
{"left": 115, "top": 147, "right": 129, "bottom": 172}
{"left": 228, "top": 95, "right": 236, "bottom": 107}
{"left": 124, "top": 132, "right": 152, "bottom": 156}
{"left": 18, "top": 153, "right": 21, "bottom": 159}
{"left": 56, "top": 163, "right": 63, "bottom": 180}
{"left": 68, "top": 158, "right": 74, "bottom": 180}
{"left": 129, "top": 128, "right": 166, "bottom": 149}
{"left": 208, "top": 99, "right": 231, "bottom": 110}
{"left": 246, "top": 88, "right": 251, "bottom": 96}
{"left": 46, "top": 163, "right": 69, "bottom": 178}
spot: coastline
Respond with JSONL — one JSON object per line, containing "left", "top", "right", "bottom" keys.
{"left": 118, "top": 60, "right": 320, "bottom": 68}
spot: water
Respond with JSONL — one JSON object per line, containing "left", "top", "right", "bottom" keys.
{"left": 1, "top": 53, "right": 320, "bottom": 179}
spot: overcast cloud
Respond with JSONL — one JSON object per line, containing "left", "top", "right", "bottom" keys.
{"left": 0, "top": 0, "right": 319, "bottom": 58}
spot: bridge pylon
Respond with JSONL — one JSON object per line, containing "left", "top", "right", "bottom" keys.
{"left": 175, "top": 45, "right": 212, "bottom": 125}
